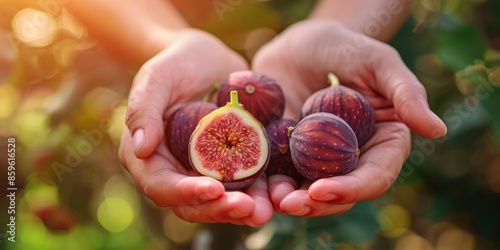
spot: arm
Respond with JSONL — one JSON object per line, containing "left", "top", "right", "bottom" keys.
{"left": 64, "top": 0, "right": 188, "bottom": 67}
{"left": 252, "top": 2, "right": 446, "bottom": 217}
{"left": 63, "top": 1, "right": 272, "bottom": 226}
{"left": 309, "top": 0, "right": 413, "bottom": 42}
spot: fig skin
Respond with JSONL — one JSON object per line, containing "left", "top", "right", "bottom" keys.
{"left": 189, "top": 90, "right": 270, "bottom": 190}
{"left": 33, "top": 205, "right": 76, "bottom": 232}
{"left": 289, "top": 112, "right": 360, "bottom": 181}
{"left": 216, "top": 70, "right": 285, "bottom": 127}
{"left": 166, "top": 101, "right": 218, "bottom": 169}
{"left": 301, "top": 73, "right": 375, "bottom": 146}
{"left": 265, "top": 118, "right": 304, "bottom": 182}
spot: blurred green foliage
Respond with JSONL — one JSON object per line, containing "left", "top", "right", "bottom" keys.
{"left": 1, "top": 0, "right": 500, "bottom": 250}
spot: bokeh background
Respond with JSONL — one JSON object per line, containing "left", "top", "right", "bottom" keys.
{"left": 1, "top": 0, "right": 500, "bottom": 249}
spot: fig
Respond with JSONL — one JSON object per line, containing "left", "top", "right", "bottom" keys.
{"left": 33, "top": 205, "right": 76, "bottom": 232}
{"left": 166, "top": 101, "right": 218, "bottom": 169}
{"left": 189, "top": 90, "right": 270, "bottom": 190}
{"left": 216, "top": 70, "right": 285, "bottom": 127}
{"left": 289, "top": 112, "right": 360, "bottom": 181}
{"left": 301, "top": 73, "right": 376, "bottom": 146}
{"left": 265, "top": 118, "right": 304, "bottom": 182}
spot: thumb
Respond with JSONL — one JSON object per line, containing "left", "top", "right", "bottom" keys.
{"left": 372, "top": 47, "right": 447, "bottom": 138}
{"left": 125, "top": 65, "right": 173, "bottom": 159}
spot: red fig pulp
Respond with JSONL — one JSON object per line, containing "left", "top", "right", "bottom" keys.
{"left": 189, "top": 90, "right": 270, "bottom": 190}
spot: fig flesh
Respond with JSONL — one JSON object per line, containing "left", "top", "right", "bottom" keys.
{"left": 289, "top": 112, "right": 360, "bottom": 181}
{"left": 166, "top": 101, "right": 218, "bottom": 169}
{"left": 301, "top": 73, "right": 375, "bottom": 146}
{"left": 265, "top": 118, "right": 304, "bottom": 182}
{"left": 189, "top": 90, "right": 270, "bottom": 190}
{"left": 216, "top": 70, "right": 285, "bottom": 127}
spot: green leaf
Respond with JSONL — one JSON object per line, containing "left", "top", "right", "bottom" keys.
{"left": 434, "top": 17, "right": 486, "bottom": 71}
{"left": 455, "top": 63, "right": 500, "bottom": 142}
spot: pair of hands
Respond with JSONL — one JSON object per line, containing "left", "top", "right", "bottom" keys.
{"left": 118, "top": 20, "right": 447, "bottom": 227}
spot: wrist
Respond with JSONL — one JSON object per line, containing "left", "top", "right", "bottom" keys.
{"left": 308, "top": 0, "right": 412, "bottom": 42}
{"left": 140, "top": 27, "right": 183, "bottom": 63}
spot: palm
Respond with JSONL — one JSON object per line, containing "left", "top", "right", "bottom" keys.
{"left": 252, "top": 20, "right": 442, "bottom": 216}
{"left": 119, "top": 30, "right": 273, "bottom": 226}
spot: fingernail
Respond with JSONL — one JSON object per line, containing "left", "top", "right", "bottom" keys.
{"left": 198, "top": 180, "right": 224, "bottom": 201}
{"left": 430, "top": 112, "right": 447, "bottom": 137}
{"left": 316, "top": 193, "right": 338, "bottom": 201}
{"left": 133, "top": 129, "right": 145, "bottom": 153}
{"left": 228, "top": 209, "right": 248, "bottom": 218}
{"left": 296, "top": 206, "right": 311, "bottom": 216}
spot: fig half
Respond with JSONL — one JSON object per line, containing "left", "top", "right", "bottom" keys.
{"left": 216, "top": 70, "right": 285, "bottom": 127}
{"left": 301, "top": 73, "right": 376, "bottom": 146}
{"left": 189, "top": 90, "right": 270, "bottom": 190}
{"left": 289, "top": 112, "right": 360, "bottom": 181}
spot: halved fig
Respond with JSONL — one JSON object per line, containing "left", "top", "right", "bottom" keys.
{"left": 166, "top": 101, "right": 218, "bottom": 169}
{"left": 301, "top": 73, "right": 376, "bottom": 146}
{"left": 216, "top": 70, "right": 285, "bottom": 127}
{"left": 289, "top": 112, "right": 360, "bottom": 181}
{"left": 189, "top": 90, "right": 270, "bottom": 190}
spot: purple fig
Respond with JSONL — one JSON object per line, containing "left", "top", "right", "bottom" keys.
{"left": 216, "top": 70, "right": 285, "bottom": 127}
{"left": 289, "top": 112, "right": 360, "bottom": 181}
{"left": 166, "top": 101, "right": 218, "bottom": 169}
{"left": 301, "top": 73, "right": 376, "bottom": 146}
{"left": 265, "top": 118, "right": 304, "bottom": 182}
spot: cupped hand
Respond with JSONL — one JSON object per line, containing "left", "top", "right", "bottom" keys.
{"left": 252, "top": 20, "right": 447, "bottom": 216}
{"left": 118, "top": 29, "right": 273, "bottom": 226}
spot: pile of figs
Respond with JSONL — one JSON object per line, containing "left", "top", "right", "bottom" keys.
{"left": 166, "top": 70, "right": 375, "bottom": 189}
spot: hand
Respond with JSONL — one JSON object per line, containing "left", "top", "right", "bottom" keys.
{"left": 252, "top": 20, "right": 447, "bottom": 216}
{"left": 119, "top": 29, "right": 273, "bottom": 226}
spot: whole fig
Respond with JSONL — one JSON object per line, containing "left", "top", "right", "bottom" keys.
{"left": 289, "top": 112, "right": 360, "bottom": 181}
{"left": 166, "top": 101, "right": 218, "bottom": 169}
{"left": 216, "top": 70, "right": 285, "bottom": 127}
{"left": 265, "top": 118, "right": 304, "bottom": 182}
{"left": 301, "top": 73, "right": 375, "bottom": 146}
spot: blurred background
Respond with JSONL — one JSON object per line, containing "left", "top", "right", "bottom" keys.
{"left": 1, "top": 0, "right": 500, "bottom": 249}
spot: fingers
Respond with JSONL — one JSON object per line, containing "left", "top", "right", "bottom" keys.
{"left": 268, "top": 174, "right": 298, "bottom": 213}
{"left": 170, "top": 175, "right": 274, "bottom": 226}
{"left": 369, "top": 45, "right": 447, "bottom": 139}
{"left": 120, "top": 128, "right": 273, "bottom": 226}
{"left": 308, "top": 122, "right": 410, "bottom": 204}
{"left": 119, "top": 128, "right": 225, "bottom": 207}
{"left": 279, "top": 189, "right": 355, "bottom": 217}
{"left": 171, "top": 191, "right": 255, "bottom": 225}
{"left": 124, "top": 31, "right": 248, "bottom": 159}
{"left": 268, "top": 174, "right": 355, "bottom": 216}
{"left": 244, "top": 175, "right": 274, "bottom": 227}
{"left": 282, "top": 20, "right": 446, "bottom": 139}
{"left": 125, "top": 60, "right": 177, "bottom": 159}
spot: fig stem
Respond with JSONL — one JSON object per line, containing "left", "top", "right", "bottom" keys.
{"left": 287, "top": 126, "right": 295, "bottom": 137}
{"left": 229, "top": 90, "right": 240, "bottom": 107}
{"left": 328, "top": 72, "right": 340, "bottom": 87}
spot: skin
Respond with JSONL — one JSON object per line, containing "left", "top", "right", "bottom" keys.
{"left": 252, "top": 20, "right": 418, "bottom": 216}
{"left": 310, "top": 0, "right": 413, "bottom": 42}
{"left": 117, "top": 30, "right": 275, "bottom": 226}
{"left": 64, "top": 0, "right": 187, "bottom": 67}
{"left": 61, "top": 0, "right": 446, "bottom": 224}
{"left": 253, "top": 0, "right": 446, "bottom": 216}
